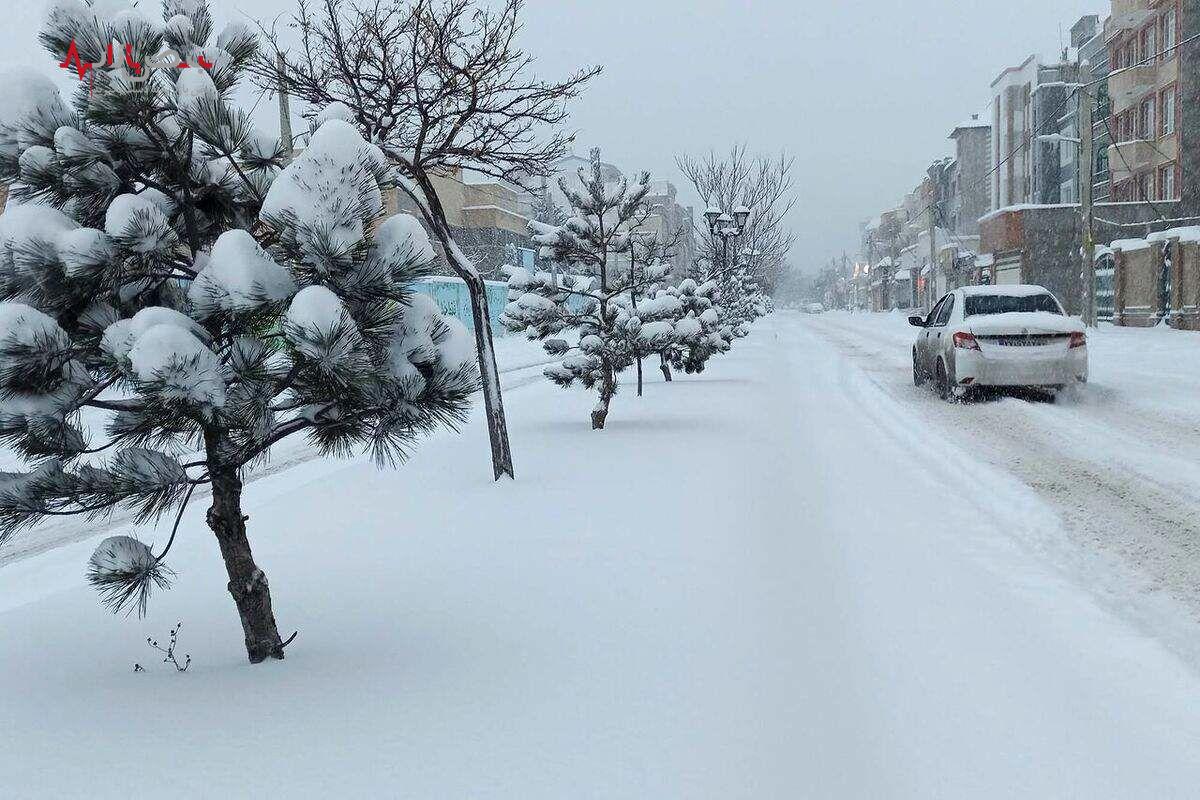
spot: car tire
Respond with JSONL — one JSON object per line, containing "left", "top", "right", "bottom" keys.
{"left": 913, "top": 350, "right": 927, "bottom": 386}
{"left": 936, "top": 360, "right": 952, "bottom": 402}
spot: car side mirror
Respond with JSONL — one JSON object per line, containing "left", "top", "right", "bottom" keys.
{"left": 908, "top": 315, "right": 927, "bottom": 328}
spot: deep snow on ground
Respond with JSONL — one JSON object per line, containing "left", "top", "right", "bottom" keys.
{"left": 4, "top": 315, "right": 1200, "bottom": 797}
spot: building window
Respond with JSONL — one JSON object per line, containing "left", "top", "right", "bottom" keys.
{"left": 1142, "top": 24, "right": 1157, "bottom": 63}
{"left": 1162, "top": 87, "right": 1176, "bottom": 136}
{"left": 1163, "top": 8, "right": 1178, "bottom": 55}
{"left": 1138, "top": 173, "right": 1152, "bottom": 201}
{"left": 1160, "top": 164, "right": 1178, "bottom": 200}
{"left": 1140, "top": 97, "right": 1155, "bottom": 139}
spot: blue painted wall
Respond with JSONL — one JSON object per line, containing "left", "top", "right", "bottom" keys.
{"left": 411, "top": 277, "right": 510, "bottom": 337}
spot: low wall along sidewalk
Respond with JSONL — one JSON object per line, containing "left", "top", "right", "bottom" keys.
{"left": 410, "top": 277, "right": 510, "bottom": 336}
{"left": 1106, "top": 227, "right": 1200, "bottom": 331}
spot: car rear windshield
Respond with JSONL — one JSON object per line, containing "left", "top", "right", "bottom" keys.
{"left": 964, "top": 293, "right": 1061, "bottom": 317}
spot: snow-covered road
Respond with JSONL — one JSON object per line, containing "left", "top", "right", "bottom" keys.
{"left": 3, "top": 313, "right": 1200, "bottom": 797}
{"left": 803, "top": 311, "right": 1200, "bottom": 656}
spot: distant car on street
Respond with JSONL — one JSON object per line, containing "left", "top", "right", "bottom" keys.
{"left": 910, "top": 285, "right": 1088, "bottom": 401}
{"left": 804, "top": 302, "right": 825, "bottom": 314}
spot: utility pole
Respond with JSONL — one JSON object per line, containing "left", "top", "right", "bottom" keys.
{"left": 928, "top": 189, "right": 938, "bottom": 311}
{"left": 1079, "top": 81, "right": 1096, "bottom": 327}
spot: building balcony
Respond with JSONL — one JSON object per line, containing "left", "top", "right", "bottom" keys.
{"left": 1104, "top": 0, "right": 1154, "bottom": 42}
{"left": 1109, "top": 63, "right": 1158, "bottom": 114}
{"left": 1108, "top": 139, "right": 1159, "bottom": 182}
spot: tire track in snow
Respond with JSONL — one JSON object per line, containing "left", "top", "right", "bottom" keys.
{"left": 802, "top": 313, "right": 1200, "bottom": 622}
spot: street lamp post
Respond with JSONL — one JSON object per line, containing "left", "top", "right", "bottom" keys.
{"left": 704, "top": 202, "right": 752, "bottom": 274}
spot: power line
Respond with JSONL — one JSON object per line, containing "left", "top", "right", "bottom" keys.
{"left": 1093, "top": 213, "right": 1200, "bottom": 228}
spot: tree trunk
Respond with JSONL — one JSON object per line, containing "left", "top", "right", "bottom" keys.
{"left": 591, "top": 364, "right": 616, "bottom": 430}
{"left": 456, "top": 265, "right": 515, "bottom": 480}
{"left": 205, "top": 430, "right": 285, "bottom": 664}
{"left": 409, "top": 175, "right": 515, "bottom": 480}
{"left": 636, "top": 356, "right": 644, "bottom": 396}
{"left": 660, "top": 354, "right": 673, "bottom": 382}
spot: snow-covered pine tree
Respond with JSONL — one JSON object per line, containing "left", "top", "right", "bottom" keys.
{"left": 716, "top": 268, "right": 770, "bottom": 338}
{"left": 0, "top": 0, "right": 477, "bottom": 663}
{"left": 501, "top": 150, "right": 672, "bottom": 429}
{"left": 656, "top": 278, "right": 728, "bottom": 379}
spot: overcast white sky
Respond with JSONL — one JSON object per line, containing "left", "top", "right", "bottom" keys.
{"left": 6, "top": 0, "right": 1104, "bottom": 273}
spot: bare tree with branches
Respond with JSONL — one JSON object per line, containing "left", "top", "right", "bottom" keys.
{"left": 252, "top": 0, "right": 601, "bottom": 479}
{"left": 677, "top": 145, "right": 797, "bottom": 294}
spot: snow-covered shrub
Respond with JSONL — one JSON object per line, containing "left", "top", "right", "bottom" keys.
{"left": 0, "top": 0, "right": 478, "bottom": 664}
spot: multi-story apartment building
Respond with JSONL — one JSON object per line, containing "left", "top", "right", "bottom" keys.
{"left": 990, "top": 56, "right": 1039, "bottom": 208}
{"left": 1052, "top": 16, "right": 1104, "bottom": 204}
{"left": 1105, "top": 0, "right": 1184, "bottom": 204}
{"left": 1076, "top": 15, "right": 1114, "bottom": 203}
{"left": 990, "top": 53, "right": 1088, "bottom": 208}
{"left": 1031, "top": 58, "right": 1087, "bottom": 203}
{"left": 947, "top": 114, "right": 993, "bottom": 236}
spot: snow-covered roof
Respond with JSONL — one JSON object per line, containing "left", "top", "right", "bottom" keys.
{"left": 975, "top": 253, "right": 995, "bottom": 267}
{"left": 893, "top": 269, "right": 911, "bottom": 281}
{"left": 950, "top": 114, "right": 991, "bottom": 137}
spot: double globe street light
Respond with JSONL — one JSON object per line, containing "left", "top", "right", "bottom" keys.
{"left": 704, "top": 202, "right": 752, "bottom": 271}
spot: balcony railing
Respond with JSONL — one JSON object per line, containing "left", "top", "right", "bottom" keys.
{"left": 1108, "top": 139, "right": 1159, "bottom": 182}
{"left": 1109, "top": 63, "right": 1158, "bottom": 114}
{"left": 1104, "top": 0, "right": 1154, "bottom": 41}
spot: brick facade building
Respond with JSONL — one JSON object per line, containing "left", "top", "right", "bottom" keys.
{"left": 1105, "top": 0, "right": 1189, "bottom": 207}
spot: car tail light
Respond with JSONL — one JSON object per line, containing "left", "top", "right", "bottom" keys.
{"left": 1069, "top": 332, "right": 1087, "bottom": 349}
{"left": 953, "top": 332, "right": 981, "bottom": 351}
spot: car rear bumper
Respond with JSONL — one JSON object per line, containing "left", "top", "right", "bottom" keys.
{"left": 955, "top": 348, "right": 1088, "bottom": 388}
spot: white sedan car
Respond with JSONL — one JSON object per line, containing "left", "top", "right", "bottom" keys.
{"left": 910, "top": 285, "right": 1088, "bottom": 401}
